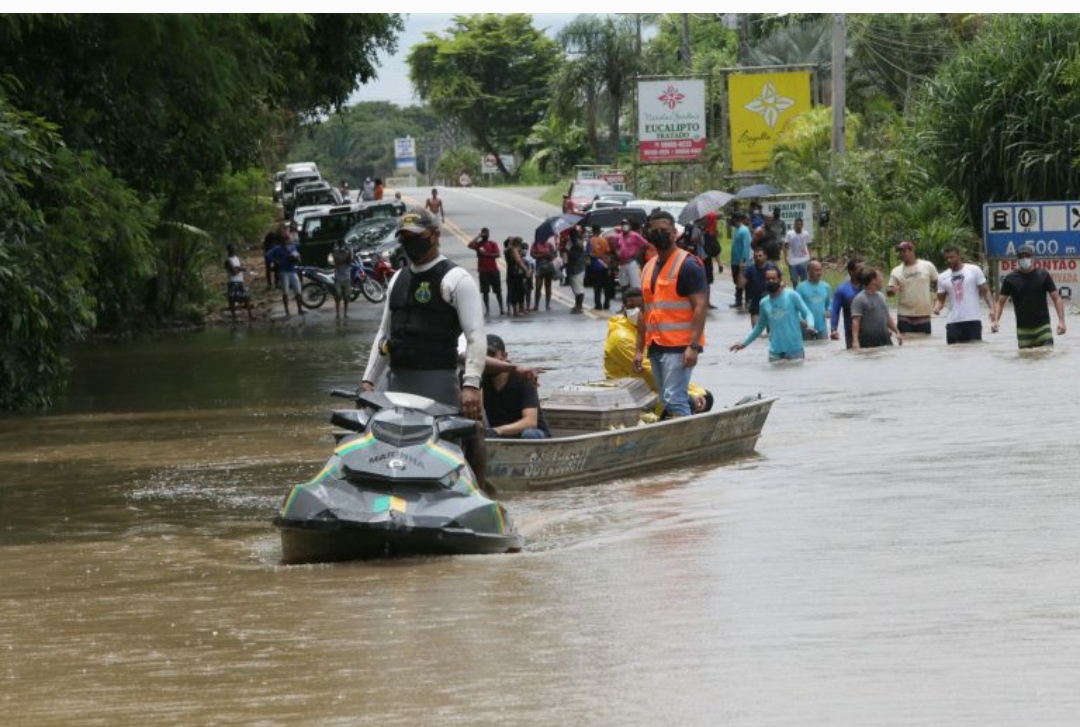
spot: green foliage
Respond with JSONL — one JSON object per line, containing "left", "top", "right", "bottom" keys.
{"left": 525, "top": 114, "right": 591, "bottom": 179}
{"left": 435, "top": 147, "right": 483, "bottom": 184}
{"left": 289, "top": 103, "right": 440, "bottom": 183}
{"left": 0, "top": 14, "right": 402, "bottom": 211}
{"left": 408, "top": 14, "right": 560, "bottom": 172}
{"left": 911, "top": 14, "right": 1080, "bottom": 230}
{"left": 0, "top": 100, "right": 148, "bottom": 408}
{"left": 848, "top": 14, "right": 959, "bottom": 114}
{"left": 555, "top": 14, "right": 642, "bottom": 165}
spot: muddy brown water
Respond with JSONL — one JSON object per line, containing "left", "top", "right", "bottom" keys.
{"left": 2, "top": 299, "right": 1079, "bottom": 726}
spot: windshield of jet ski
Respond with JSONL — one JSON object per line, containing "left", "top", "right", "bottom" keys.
{"left": 369, "top": 409, "right": 436, "bottom": 448}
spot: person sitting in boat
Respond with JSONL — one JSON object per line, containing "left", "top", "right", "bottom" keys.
{"left": 604, "top": 287, "right": 713, "bottom": 416}
{"left": 482, "top": 334, "right": 551, "bottom": 439}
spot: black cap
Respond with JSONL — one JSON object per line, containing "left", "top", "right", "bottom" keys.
{"left": 486, "top": 334, "right": 506, "bottom": 356}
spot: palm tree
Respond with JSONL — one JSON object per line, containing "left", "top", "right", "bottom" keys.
{"left": 556, "top": 14, "right": 642, "bottom": 165}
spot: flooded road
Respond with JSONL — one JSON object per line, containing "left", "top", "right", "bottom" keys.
{"left": 3, "top": 188, "right": 1080, "bottom": 726}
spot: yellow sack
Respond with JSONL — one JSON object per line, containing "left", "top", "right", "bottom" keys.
{"left": 603, "top": 314, "right": 706, "bottom": 406}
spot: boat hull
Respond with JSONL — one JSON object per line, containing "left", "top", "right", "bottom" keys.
{"left": 486, "top": 396, "right": 776, "bottom": 493}
{"left": 274, "top": 517, "right": 524, "bottom": 564}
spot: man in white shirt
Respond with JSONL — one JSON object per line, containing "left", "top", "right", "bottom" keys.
{"left": 887, "top": 240, "right": 939, "bottom": 335}
{"left": 783, "top": 217, "right": 812, "bottom": 286}
{"left": 933, "top": 245, "right": 996, "bottom": 344}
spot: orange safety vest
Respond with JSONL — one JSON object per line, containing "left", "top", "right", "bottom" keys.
{"left": 641, "top": 249, "right": 704, "bottom": 349}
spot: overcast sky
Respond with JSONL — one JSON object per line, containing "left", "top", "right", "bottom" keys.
{"left": 349, "top": 13, "right": 583, "bottom": 107}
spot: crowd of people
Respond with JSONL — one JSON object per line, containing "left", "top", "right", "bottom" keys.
{"left": 233, "top": 191, "right": 1067, "bottom": 482}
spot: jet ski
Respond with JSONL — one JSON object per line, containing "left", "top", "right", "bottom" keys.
{"left": 273, "top": 389, "right": 524, "bottom": 564}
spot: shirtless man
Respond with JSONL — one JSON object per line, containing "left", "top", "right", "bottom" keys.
{"left": 424, "top": 188, "right": 445, "bottom": 221}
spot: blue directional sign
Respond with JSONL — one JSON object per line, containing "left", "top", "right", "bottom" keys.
{"left": 983, "top": 201, "right": 1080, "bottom": 258}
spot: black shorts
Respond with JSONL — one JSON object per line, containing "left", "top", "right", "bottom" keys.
{"left": 479, "top": 271, "right": 502, "bottom": 294}
{"left": 946, "top": 320, "right": 982, "bottom": 344}
{"left": 227, "top": 281, "right": 249, "bottom": 302}
{"left": 897, "top": 318, "right": 931, "bottom": 335}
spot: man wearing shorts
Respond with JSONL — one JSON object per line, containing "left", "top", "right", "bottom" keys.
{"left": 934, "top": 245, "right": 996, "bottom": 343}
{"left": 991, "top": 244, "right": 1067, "bottom": 348}
{"left": 468, "top": 227, "right": 504, "bottom": 316}
{"left": 264, "top": 232, "right": 304, "bottom": 316}
{"left": 887, "top": 240, "right": 938, "bottom": 334}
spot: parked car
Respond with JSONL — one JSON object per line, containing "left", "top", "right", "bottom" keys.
{"left": 292, "top": 204, "right": 335, "bottom": 232}
{"left": 578, "top": 206, "right": 648, "bottom": 235}
{"left": 626, "top": 199, "right": 688, "bottom": 236}
{"left": 585, "top": 190, "right": 636, "bottom": 212}
{"left": 272, "top": 171, "right": 285, "bottom": 202}
{"left": 345, "top": 217, "right": 406, "bottom": 269}
{"left": 281, "top": 163, "right": 322, "bottom": 216}
{"left": 292, "top": 181, "right": 342, "bottom": 213}
{"left": 565, "top": 179, "right": 614, "bottom": 214}
{"left": 297, "top": 200, "right": 406, "bottom": 265}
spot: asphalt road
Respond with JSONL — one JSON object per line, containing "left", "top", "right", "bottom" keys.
{"left": 396, "top": 185, "right": 588, "bottom": 315}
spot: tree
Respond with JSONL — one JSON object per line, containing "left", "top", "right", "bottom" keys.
{"left": 556, "top": 14, "right": 641, "bottom": 165}
{"left": 911, "top": 14, "right": 1080, "bottom": 230}
{"left": 0, "top": 98, "right": 154, "bottom": 408}
{"left": 0, "top": 14, "right": 402, "bottom": 213}
{"left": 407, "top": 14, "right": 560, "bottom": 175}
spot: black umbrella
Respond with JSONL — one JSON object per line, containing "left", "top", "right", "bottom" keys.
{"left": 734, "top": 183, "right": 779, "bottom": 200}
{"left": 678, "top": 190, "right": 736, "bottom": 224}
{"left": 534, "top": 214, "right": 582, "bottom": 243}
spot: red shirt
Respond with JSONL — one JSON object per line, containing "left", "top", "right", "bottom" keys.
{"left": 472, "top": 239, "right": 501, "bottom": 274}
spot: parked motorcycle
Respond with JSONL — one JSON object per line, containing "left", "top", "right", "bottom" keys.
{"left": 298, "top": 266, "right": 337, "bottom": 310}
{"left": 349, "top": 258, "right": 387, "bottom": 303}
{"left": 298, "top": 263, "right": 385, "bottom": 310}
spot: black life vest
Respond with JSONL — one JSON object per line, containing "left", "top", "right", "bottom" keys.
{"left": 388, "top": 259, "right": 462, "bottom": 370}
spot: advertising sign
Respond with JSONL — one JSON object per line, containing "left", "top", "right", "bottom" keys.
{"left": 481, "top": 153, "right": 517, "bottom": 174}
{"left": 982, "top": 201, "right": 1080, "bottom": 258}
{"left": 759, "top": 196, "right": 816, "bottom": 240}
{"left": 394, "top": 137, "right": 417, "bottom": 169}
{"left": 638, "top": 79, "right": 707, "bottom": 164}
{"left": 727, "top": 71, "right": 811, "bottom": 172}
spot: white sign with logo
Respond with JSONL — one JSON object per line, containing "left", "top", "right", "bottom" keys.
{"left": 638, "top": 79, "right": 707, "bottom": 164}
{"left": 394, "top": 137, "right": 417, "bottom": 169}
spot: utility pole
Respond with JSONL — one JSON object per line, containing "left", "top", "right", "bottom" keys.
{"left": 831, "top": 13, "right": 846, "bottom": 161}
{"left": 738, "top": 14, "right": 750, "bottom": 66}
{"left": 680, "top": 14, "right": 692, "bottom": 71}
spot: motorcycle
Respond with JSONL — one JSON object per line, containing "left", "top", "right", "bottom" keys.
{"left": 349, "top": 258, "right": 387, "bottom": 303}
{"left": 272, "top": 389, "right": 524, "bottom": 563}
{"left": 357, "top": 250, "right": 397, "bottom": 287}
{"left": 297, "top": 265, "right": 337, "bottom": 310}
{"left": 298, "top": 261, "right": 386, "bottom": 310}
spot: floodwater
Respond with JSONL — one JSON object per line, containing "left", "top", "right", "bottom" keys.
{"left": 2, "top": 298, "right": 1079, "bottom": 726}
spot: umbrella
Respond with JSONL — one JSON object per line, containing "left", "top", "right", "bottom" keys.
{"left": 678, "top": 190, "right": 736, "bottom": 225}
{"left": 733, "top": 183, "right": 779, "bottom": 200}
{"left": 534, "top": 214, "right": 582, "bottom": 243}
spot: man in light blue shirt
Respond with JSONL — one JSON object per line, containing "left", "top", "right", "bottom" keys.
{"left": 729, "top": 211, "right": 752, "bottom": 310}
{"left": 795, "top": 259, "right": 831, "bottom": 340}
{"left": 730, "top": 266, "right": 816, "bottom": 361}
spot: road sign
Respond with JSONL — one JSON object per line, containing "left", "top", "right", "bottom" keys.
{"left": 983, "top": 201, "right": 1080, "bottom": 258}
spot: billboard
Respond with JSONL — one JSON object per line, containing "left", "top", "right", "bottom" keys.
{"left": 638, "top": 79, "right": 707, "bottom": 164}
{"left": 728, "top": 71, "right": 812, "bottom": 172}
{"left": 394, "top": 137, "right": 417, "bottom": 169}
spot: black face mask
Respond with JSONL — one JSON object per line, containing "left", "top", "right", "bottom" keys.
{"left": 400, "top": 234, "right": 433, "bottom": 263}
{"left": 765, "top": 281, "right": 781, "bottom": 293}
{"left": 647, "top": 230, "right": 673, "bottom": 251}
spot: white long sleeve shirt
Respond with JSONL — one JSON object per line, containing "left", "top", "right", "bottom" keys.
{"left": 362, "top": 255, "right": 486, "bottom": 389}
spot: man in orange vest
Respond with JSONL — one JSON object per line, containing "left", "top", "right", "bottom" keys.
{"left": 632, "top": 209, "right": 709, "bottom": 418}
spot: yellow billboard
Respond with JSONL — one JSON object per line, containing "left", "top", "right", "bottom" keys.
{"left": 728, "top": 71, "right": 812, "bottom": 172}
